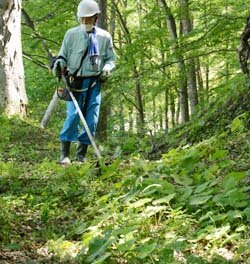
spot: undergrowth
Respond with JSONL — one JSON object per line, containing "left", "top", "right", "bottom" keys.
{"left": 148, "top": 76, "right": 250, "bottom": 159}
{"left": 0, "top": 81, "right": 249, "bottom": 263}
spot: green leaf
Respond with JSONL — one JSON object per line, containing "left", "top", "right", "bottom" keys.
{"left": 173, "top": 174, "right": 193, "bottom": 186}
{"left": 117, "top": 239, "right": 136, "bottom": 252}
{"left": 141, "top": 184, "right": 162, "bottom": 196}
{"left": 75, "top": 222, "right": 87, "bottom": 235}
{"left": 129, "top": 198, "right": 152, "bottom": 208}
{"left": 87, "top": 235, "right": 115, "bottom": 263}
{"left": 189, "top": 195, "right": 212, "bottom": 205}
{"left": 194, "top": 182, "right": 210, "bottom": 194}
{"left": 152, "top": 193, "right": 176, "bottom": 205}
{"left": 231, "top": 116, "right": 245, "bottom": 132}
{"left": 143, "top": 205, "right": 167, "bottom": 217}
{"left": 180, "top": 148, "right": 200, "bottom": 170}
{"left": 243, "top": 207, "right": 250, "bottom": 220}
{"left": 137, "top": 242, "right": 157, "bottom": 259}
{"left": 211, "top": 149, "right": 228, "bottom": 160}
{"left": 92, "top": 253, "right": 111, "bottom": 264}
{"left": 223, "top": 172, "right": 246, "bottom": 190}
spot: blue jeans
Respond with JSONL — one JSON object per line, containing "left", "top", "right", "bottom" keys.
{"left": 59, "top": 77, "right": 101, "bottom": 145}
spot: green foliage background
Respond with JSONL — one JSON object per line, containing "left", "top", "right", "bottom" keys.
{"left": 0, "top": 0, "right": 250, "bottom": 263}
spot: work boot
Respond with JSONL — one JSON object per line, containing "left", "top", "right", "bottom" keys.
{"left": 59, "top": 141, "right": 71, "bottom": 165}
{"left": 76, "top": 143, "right": 88, "bottom": 163}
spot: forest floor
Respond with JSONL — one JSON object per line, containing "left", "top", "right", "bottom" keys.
{"left": 0, "top": 85, "right": 250, "bottom": 263}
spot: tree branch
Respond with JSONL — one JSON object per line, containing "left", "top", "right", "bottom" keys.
{"left": 23, "top": 52, "right": 49, "bottom": 70}
{"left": 22, "top": 8, "right": 54, "bottom": 60}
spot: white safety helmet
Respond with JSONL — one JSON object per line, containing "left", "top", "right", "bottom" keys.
{"left": 77, "top": 0, "right": 101, "bottom": 18}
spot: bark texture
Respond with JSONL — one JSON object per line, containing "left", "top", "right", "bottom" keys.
{"left": 238, "top": 17, "right": 250, "bottom": 75}
{"left": 180, "top": 0, "right": 198, "bottom": 115}
{"left": 97, "top": 0, "right": 109, "bottom": 141}
{"left": 0, "top": 0, "right": 27, "bottom": 116}
{"left": 159, "top": 0, "right": 189, "bottom": 123}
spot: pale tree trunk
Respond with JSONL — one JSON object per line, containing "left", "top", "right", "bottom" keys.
{"left": 170, "top": 90, "right": 175, "bottom": 127}
{"left": 176, "top": 95, "right": 180, "bottom": 125}
{"left": 156, "top": 9, "right": 169, "bottom": 133}
{"left": 152, "top": 96, "right": 156, "bottom": 133}
{"left": 129, "top": 106, "right": 133, "bottom": 132}
{"left": 224, "top": 0, "right": 229, "bottom": 82}
{"left": 179, "top": 0, "right": 198, "bottom": 115}
{"left": 164, "top": 88, "right": 169, "bottom": 131}
{"left": 204, "top": 1, "right": 210, "bottom": 102}
{"left": 159, "top": 0, "right": 189, "bottom": 123}
{"left": 0, "top": 0, "right": 27, "bottom": 116}
{"left": 196, "top": 58, "right": 204, "bottom": 105}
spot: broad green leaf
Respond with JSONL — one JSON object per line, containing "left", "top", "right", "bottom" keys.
{"left": 195, "top": 182, "right": 210, "bottom": 194}
{"left": 211, "top": 149, "right": 228, "bottom": 160}
{"left": 173, "top": 174, "right": 193, "bottom": 186}
{"left": 223, "top": 172, "right": 246, "bottom": 190}
{"left": 100, "top": 160, "right": 121, "bottom": 180}
{"left": 137, "top": 242, "right": 157, "bottom": 259}
{"left": 129, "top": 198, "right": 152, "bottom": 208}
{"left": 87, "top": 236, "right": 115, "bottom": 263}
{"left": 75, "top": 222, "right": 87, "bottom": 235}
{"left": 142, "top": 205, "right": 167, "bottom": 217}
{"left": 92, "top": 253, "right": 111, "bottom": 264}
{"left": 141, "top": 184, "right": 162, "bottom": 196}
{"left": 180, "top": 148, "right": 200, "bottom": 170}
{"left": 189, "top": 195, "right": 212, "bottom": 205}
{"left": 243, "top": 207, "right": 250, "bottom": 220}
{"left": 231, "top": 117, "right": 245, "bottom": 132}
{"left": 117, "top": 239, "right": 136, "bottom": 252}
{"left": 152, "top": 193, "right": 176, "bottom": 205}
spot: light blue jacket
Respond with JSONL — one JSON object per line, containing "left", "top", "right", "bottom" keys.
{"left": 58, "top": 26, "right": 116, "bottom": 77}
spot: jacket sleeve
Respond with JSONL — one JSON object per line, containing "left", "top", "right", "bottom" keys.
{"left": 103, "top": 34, "right": 116, "bottom": 71}
{"left": 58, "top": 31, "right": 69, "bottom": 66}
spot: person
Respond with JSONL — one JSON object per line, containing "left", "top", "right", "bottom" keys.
{"left": 53, "top": 0, "right": 116, "bottom": 165}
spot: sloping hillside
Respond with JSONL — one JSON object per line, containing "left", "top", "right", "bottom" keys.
{"left": 0, "top": 80, "right": 249, "bottom": 263}
{"left": 149, "top": 77, "right": 250, "bottom": 160}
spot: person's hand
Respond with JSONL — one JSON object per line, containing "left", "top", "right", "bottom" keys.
{"left": 53, "top": 59, "right": 66, "bottom": 77}
{"left": 102, "top": 64, "right": 112, "bottom": 77}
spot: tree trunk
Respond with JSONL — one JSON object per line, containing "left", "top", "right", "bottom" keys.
{"left": 164, "top": 87, "right": 169, "bottom": 132}
{"left": 205, "top": 63, "right": 209, "bottom": 102}
{"left": 0, "top": 0, "right": 27, "bottom": 116}
{"left": 153, "top": 96, "right": 156, "bottom": 133}
{"left": 179, "top": 0, "right": 198, "bottom": 115}
{"left": 159, "top": 105, "right": 163, "bottom": 130}
{"left": 119, "top": 102, "right": 125, "bottom": 132}
{"left": 97, "top": 0, "right": 107, "bottom": 29}
{"left": 196, "top": 57, "right": 204, "bottom": 106}
{"left": 170, "top": 90, "right": 175, "bottom": 128}
{"left": 129, "top": 106, "right": 133, "bottom": 132}
{"left": 110, "top": 0, "right": 116, "bottom": 39}
{"left": 159, "top": 0, "right": 189, "bottom": 123}
{"left": 134, "top": 68, "right": 144, "bottom": 134}
{"left": 113, "top": 1, "right": 144, "bottom": 134}
{"left": 96, "top": 0, "right": 109, "bottom": 141}
{"left": 176, "top": 95, "right": 180, "bottom": 125}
